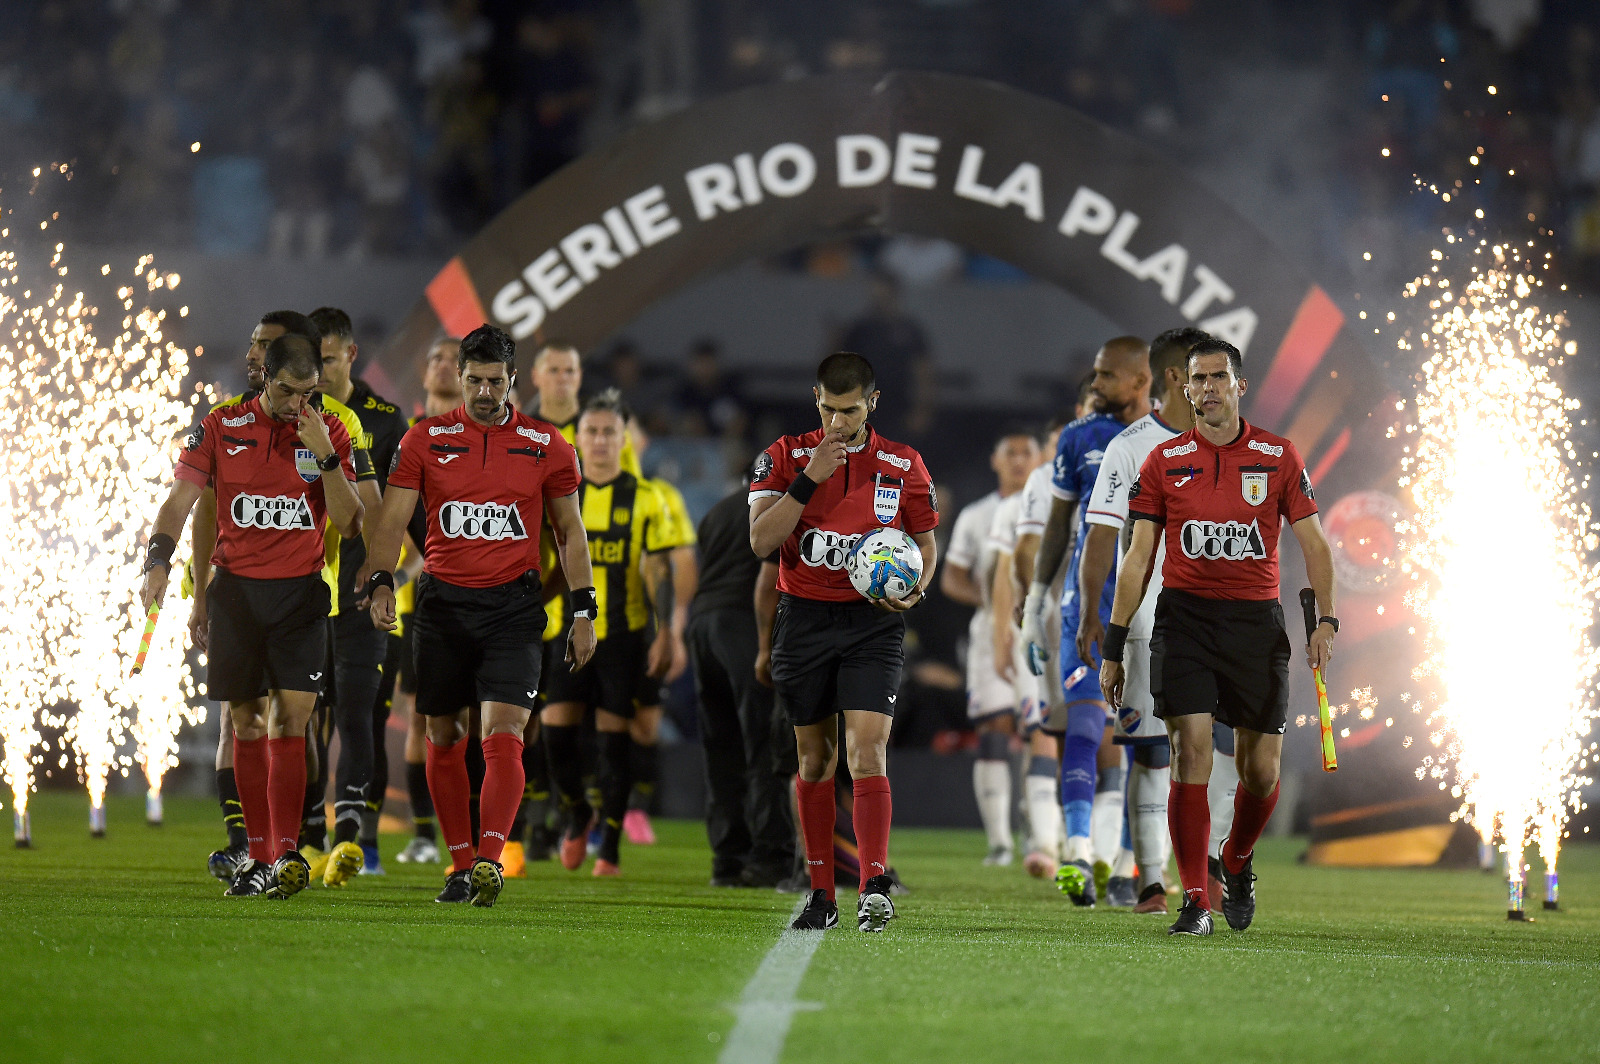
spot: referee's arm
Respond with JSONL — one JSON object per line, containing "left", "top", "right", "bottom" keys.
{"left": 546, "top": 491, "right": 597, "bottom": 669}
{"left": 364, "top": 484, "right": 421, "bottom": 632}
{"left": 1097, "top": 519, "right": 1159, "bottom": 710}
{"left": 1290, "top": 514, "right": 1338, "bottom": 670}
{"left": 140, "top": 477, "right": 206, "bottom": 613}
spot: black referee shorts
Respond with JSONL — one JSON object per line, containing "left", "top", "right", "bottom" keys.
{"left": 1150, "top": 588, "right": 1291, "bottom": 736}
{"left": 205, "top": 569, "right": 330, "bottom": 703}
{"left": 411, "top": 572, "right": 545, "bottom": 717}
{"left": 542, "top": 628, "right": 650, "bottom": 720}
{"left": 769, "top": 593, "right": 904, "bottom": 729}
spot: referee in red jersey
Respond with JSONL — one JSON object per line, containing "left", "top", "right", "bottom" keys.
{"left": 749, "top": 352, "right": 938, "bottom": 933}
{"left": 140, "top": 333, "right": 363, "bottom": 898}
{"left": 1099, "top": 338, "right": 1336, "bottom": 936}
{"left": 365, "top": 325, "right": 596, "bottom": 908}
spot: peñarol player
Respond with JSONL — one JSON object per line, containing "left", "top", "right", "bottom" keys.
{"left": 141, "top": 334, "right": 363, "bottom": 898}
{"left": 365, "top": 324, "right": 596, "bottom": 907}
{"left": 749, "top": 352, "right": 939, "bottom": 932}
{"left": 1099, "top": 338, "right": 1337, "bottom": 936}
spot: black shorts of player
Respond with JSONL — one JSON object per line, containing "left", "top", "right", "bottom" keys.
{"left": 205, "top": 569, "right": 330, "bottom": 702}
{"left": 411, "top": 572, "right": 545, "bottom": 717}
{"left": 769, "top": 593, "right": 904, "bottom": 729}
{"left": 542, "top": 627, "right": 650, "bottom": 720}
{"left": 1150, "top": 587, "right": 1291, "bottom": 735}
{"left": 396, "top": 612, "right": 417, "bottom": 694}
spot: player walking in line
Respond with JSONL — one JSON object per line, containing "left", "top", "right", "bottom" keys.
{"left": 749, "top": 352, "right": 939, "bottom": 932}
{"left": 1020, "top": 338, "right": 1152, "bottom": 905}
{"left": 1074, "top": 327, "right": 1208, "bottom": 912}
{"left": 310, "top": 306, "right": 413, "bottom": 878}
{"left": 539, "top": 391, "right": 681, "bottom": 876}
{"left": 941, "top": 429, "right": 1040, "bottom": 866}
{"left": 1100, "top": 337, "right": 1337, "bottom": 935}
{"left": 144, "top": 333, "right": 363, "bottom": 898}
{"left": 366, "top": 324, "right": 594, "bottom": 907}
{"left": 393, "top": 336, "right": 464, "bottom": 865}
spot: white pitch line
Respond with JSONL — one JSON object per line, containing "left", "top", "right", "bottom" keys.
{"left": 719, "top": 900, "right": 826, "bottom": 1064}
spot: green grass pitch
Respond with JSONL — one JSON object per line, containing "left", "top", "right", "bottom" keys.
{"left": 2, "top": 792, "right": 1597, "bottom": 1064}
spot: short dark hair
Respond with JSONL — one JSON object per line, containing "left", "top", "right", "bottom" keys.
{"left": 1046, "top": 411, "right": 1074, "bottom": 435}
{"left": 1188, "top": 337, "right": 1244, "bottom": 378}
{"left": 309, "top": 306, "right": 354, "bottom": 343}
{"left": 816, "top": 351, "right": 875, "bottom": 397}
{"left": 994, "top": 424, "right": 1037, "bottom": 451}
{"left": 1150, "top": 327, "right": 1210, "bottom": 382}
{"left": 458, "top": 323, "right": 516, "bottom": 373}
{"left": 259, "top": 310, "right": 320, "bottom": 346}
{"left": 533, "top": 339, "right": 580, "bottom": 365}
{"left": 580, "top": 387, "right": 632, "bottom": 425}
{"left": 263, "top": 333, "right": 321, "bottom": 382}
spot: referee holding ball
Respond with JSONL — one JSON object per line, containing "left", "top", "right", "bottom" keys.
{"left": 748, "top": 352, "right": 938, "bottom": 933}
{"left": 1099, "top": 338, "right": 1336, "bottom": 937}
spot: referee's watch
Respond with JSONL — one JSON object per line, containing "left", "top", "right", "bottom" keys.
{"left": 315, "top": 451, "right": 342, "bottom": 473}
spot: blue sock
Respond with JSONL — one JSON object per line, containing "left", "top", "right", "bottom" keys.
{"left": 1065, "top": 799, "right": 1092, "bottom": 840}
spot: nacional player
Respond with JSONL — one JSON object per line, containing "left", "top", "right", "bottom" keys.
{"left": 1020, "top": 338, "right": 1152, "bottom": 905}
{"left": 366, "top": 324, "right": 595, "bottom": 907}
{"left": 941, "top": 429, "right": 1039, "bottom": 866}
{"left": 749, "top": 352, "right": 939, "bottom": 932}
{"left": 143, "top": 333, "right": 363, "bottom": 897}
{"left": 1100, "top": 337, "right": 1336, "bottom": 935}
{"left": 539, "top": 391, "right": 680, "bottom": 876}
{"left": 1074, "top": 327, "right": 1207, "bottom": 913}
{"left": 309, "top": 306, "right": 412, "bottom": 876}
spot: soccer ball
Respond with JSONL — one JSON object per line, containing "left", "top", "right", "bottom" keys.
{"left": 846, "top": 528, "right": 923, "bottom": 603}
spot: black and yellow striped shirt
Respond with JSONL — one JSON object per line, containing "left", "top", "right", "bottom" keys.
{"left": 547, "top": 471, "right": 676, "bottom": 642}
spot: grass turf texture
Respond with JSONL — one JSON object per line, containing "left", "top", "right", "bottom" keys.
{"left": 2, "top": 793, "right": 1597, "bottom": 1064}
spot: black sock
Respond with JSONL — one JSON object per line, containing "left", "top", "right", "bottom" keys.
{"left": 628, "top": 740, "right": 659, "bottom": 812}
{"left": 217, "top": 768, "right": 247, "bottom": 850}
{"left": 597, "top": 731, "right": 633, "bottom": 865}
{"left": 543, "top": 724, "right": 590, "bottom": 832}
{"left": 466, "top": 733, "right": 485, "bottom": 847}
{"left": 301, "top": 780, "right": 327, "bottom": 851}
{"left": 405, "top": 760, "right": 436, "bottom": 841}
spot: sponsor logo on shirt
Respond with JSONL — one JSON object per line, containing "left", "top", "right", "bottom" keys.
{"left": 798, "top": 528, "right": 862, "bottom": 569}
{"left": 1163, "top": 441, "right": 1197, "bottom": 458}
{"left": 429, "top": 423, "right": 465, "bottom": 436}
{"left": 517, "top": 426, "right": 550, "bottom": 445}
{"left": 231, "top": 493, "right": 315, "bottom": 530}
{"left": 439, "top": 501, "right": 528, "bottom": 541}
{"left": 791, "top": 447, "right": 815, "bottom": 459}
{"left": 1179, "top": 519, "right": 1266, "bottom": 561}
{"left": 1085, "top": 448, "right": 1105, "bottom": 466}
{"left": 876, "top": 450, "right": 911, "bottom": 471}
{"left": 1248, "top": 439, "right": 1284, "bottom": 458}
{"left": 221, "top": 412, "right": 255, "bottom": 428}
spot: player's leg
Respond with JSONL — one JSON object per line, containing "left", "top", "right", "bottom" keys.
{"left": 299, "top": 698, "right": 330, "bottom": 876}
{"left": 227, "top": 697, "right": 273, "bottom": 873}
{"left": 1021, "top": 727, "right": 1063, "bottom": 878}
{"left": 541, "top": 698, "right": 595, "bottom": 870}
{"left": 837, "top": 606, "right": 905, "bottom": 931}
{"left": 502, "top": 714, "right": 539, "bottom": 878}
{"left": 327, "top": 612, "right": 385, "bottom": 886}
{"left": 1091, "top": 722, "right": 1125, "bottom": 898}
{"left": 469, "top": 701, "right": 534, "bottom": 907}
{"left": 1056, "top": 699, "right": 1105, "bottom": 906}
{"left": 358, "top": 631, "right": 401, "bottom": 874}
{"left": 1128, "top": 740, "right": 1172, "bottom": 913}
{"left": 1165, "top": 712, "right": 1215, "bottom": 932}
{"left": 396, "top": 688, "right": 440, "bottom": 861}
{"left": 625, "top": 703, "right": 661, "bottom": 845}
{"left": 1206, "top": 720, "right": 1238, "bottom": 912}
{"left": 689, "top": 614, "right": 753, "bottom": 885}
{"left": 966, "top": 611, "right": 1016, "bottom": 865}
{"left": 726, "top": 612, "right": 794, "bottom": 887}
{"left": 262, "top": 687, "right": 320, "bottom": 897}
{"left": 423, "top": 708, "right": 476, "bottom": 899}
{"left": 593, "top": 706, "right": 634, "bottom": 875}
{"left": 209, "top": 710, "right": 248, "bottom": 880}
{"left": 791, "top": 715, "right": 841, "bottom": 924}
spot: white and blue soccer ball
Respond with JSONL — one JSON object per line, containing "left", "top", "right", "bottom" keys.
{"left": 846, "top": 528, "right": 923, "bottom": 603}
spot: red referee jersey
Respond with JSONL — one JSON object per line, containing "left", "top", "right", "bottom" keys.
{"left": 388, "top": 405, "right": 580, "bottom": 588}
{"left": 1126, "top": 419, "right": 1317, "bottom": 602}
{"left": 174, "top": 396, "right": 357, "bottom": 579}
{"left": 749, "top": 425, "right": 938, "bottom": 602}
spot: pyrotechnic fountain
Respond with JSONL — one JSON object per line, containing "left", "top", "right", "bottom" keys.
{"left": 0, "top": 174, "right": 209, "bottom": 840}
{"left": 1396, "top": 239, "right": 1600, "bottom": 919}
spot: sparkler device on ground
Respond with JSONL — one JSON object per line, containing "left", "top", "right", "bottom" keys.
{"left": 1299, "top": 588, "right": 1338, "bottom": 773}
{"left": 129, "top": 603, "right": 160, "bottom": 676}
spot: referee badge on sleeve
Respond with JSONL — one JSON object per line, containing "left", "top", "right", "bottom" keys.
{"left": 295, "top": 448, "right": 321, "bottom": 483}
{"left": 1241, "top": 471, "right": 1268, "bottom": 506}
{"left": 874, "top": 474, "right": 903, "bottom": 525}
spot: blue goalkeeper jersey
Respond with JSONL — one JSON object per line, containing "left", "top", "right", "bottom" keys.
{"left": 1049, "top": 412, "right": 1124, "bottom": 620}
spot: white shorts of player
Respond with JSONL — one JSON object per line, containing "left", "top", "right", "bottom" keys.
{"left": 1112, "top": 637, "right": 1166, "bottom": 743}
{"left": 966, "top": 611, "right": 1015, "bottom": 721}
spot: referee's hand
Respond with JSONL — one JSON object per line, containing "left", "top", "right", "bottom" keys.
{"left": 802, "top": 432, "right": 849, "bottom": 483}
{"left": 566, "top": 617, "right": 596, "bottom": 670}
{"left": 1099, "top": 659, "right": 1124, "bottom": 710}
{"left": 1307, "top": 624, "right": 1335, "bottom": 672}
{"left": 369, "top": 585, "right": 397, "bottom": 632}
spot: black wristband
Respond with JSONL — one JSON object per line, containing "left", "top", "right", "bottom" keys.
{"left": 1101, "top": 623, "right": 1130, "bottom": 663}
{"left": 571, "top": 586, "right": 598, "bottom": 621}
{"left": 786, "top": 472, "right": 819, "bottom": 505}
{"left": 1319, "top": 615, "right": 1339, "bottom": 634}
{"left": 364, "top": 570, "right": 395, "bottom": 597}
{"left": 142, "top": 533, "right": 177, "bottom": 574}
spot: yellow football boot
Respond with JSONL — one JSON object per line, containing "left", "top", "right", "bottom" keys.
{"left": 302, "top": 844, "right": 330, "bottom": 883}
{"left": 323, "top": 840, "right": 363, "bottom": 887}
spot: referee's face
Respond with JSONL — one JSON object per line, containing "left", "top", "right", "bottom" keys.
{"left": 461, "top": 360, "right": 513, "bottom": 425}
{"left": 814, "top": 385, "right": 875, "bottom": 443}
{"left": 1186, "top": 352, "right": 1245, "bottom": 426}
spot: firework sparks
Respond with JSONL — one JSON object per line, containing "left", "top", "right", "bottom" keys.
{"left": 1396, "top": 240, "right": 1600, "bottom": 909}
{"left": 0, "top": 185, "right": 209, "bottom": 829}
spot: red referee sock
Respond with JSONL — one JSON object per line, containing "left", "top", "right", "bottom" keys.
{"left": 1222, "top": 780, "right": 1279, "bottom": 874}
{"left": 852, "top": 775, "right": 892, "bottom": 892}
{"left": 476, "top": 733, "right": 525, "bottom": 865}
{"left": 266, "top": 736, "right": 306, "bottom": 862}
{"left": 427, "top": 737, "right": 475, "bottom": 873}
{"left": 1168, "top": 781, "right": 1211, "bottom": 909}
{"left": 232, "top": 735, "right": 271, "bottom": 864}
{"left": 795, "top": 777, "right": 837, "bottom": 901}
